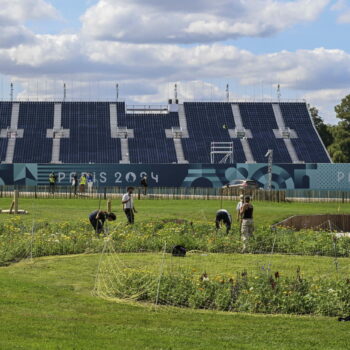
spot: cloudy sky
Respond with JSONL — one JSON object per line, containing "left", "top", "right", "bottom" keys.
{"left": 0, "top": 0, "right": 349, "bottom": 123}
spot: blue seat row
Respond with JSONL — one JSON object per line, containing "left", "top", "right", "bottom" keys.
{"left": 0, "top": 101, "right": 331, "bottom": 164}
{"left": 0, "top": 102, "right": 12, "bottom": 162}
{"left": 60, "top": 102, "right": 121, "bottom": 163}
{"left": 14, "top": 102, "right": 54, "bottom": 163}
{"left": 125, "top": 112, "right": 179, "bottom": 164}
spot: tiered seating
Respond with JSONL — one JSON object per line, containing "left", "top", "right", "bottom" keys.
{"left": 125, "top": 112, "right": 179, "bottom": 163}
{"left": 13, "top": 102, "right": 54, "bottom": 163}
{"left": 0, "top": 102, "right": 12, "bottom": 162}
{"left": 116, "top": 102, "right": 127, "bottom": 125}
{"left": 280, "top": 103, "right": 331, "bottom": 163}
{"left": 183, "top": 102, "right": 245, "bottom": 163}
{"left": 0, "top": 101, "right": 331, "bottom": 164}
{"left": 238, "top": 103, "right": 292, "bottom": 163}
{"left": 60, "top": 102, "right": 121, "bottom": 163}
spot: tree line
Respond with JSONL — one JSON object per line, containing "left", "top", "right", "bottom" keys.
{"left": 311, "top": 94, "right": 350, "bottom": 163}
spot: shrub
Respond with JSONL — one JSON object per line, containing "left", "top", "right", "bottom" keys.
{"left": 104, "top": 267, "right": 350, "bottom": 317}
{"left": 1, "top": 218, "right": 350, "bottom": 265}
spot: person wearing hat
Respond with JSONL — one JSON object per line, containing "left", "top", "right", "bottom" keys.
{"left": 236, "top": 194, "right": 244, "bottom": 221}
{"left": 122, "top": 186, "right": 137, "bottom": 224}
{"left": 240, "top": 195, "right": 254, "bottom": 252}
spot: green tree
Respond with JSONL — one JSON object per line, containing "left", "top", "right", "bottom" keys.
{"left": 328, "top": 95, "right": 350, "bottom": 163}
{"left": 335, "top": 95, "right": 350, "bottom": 123}
{"left": 309, "top": 106, "right": 334, "bottom": 148}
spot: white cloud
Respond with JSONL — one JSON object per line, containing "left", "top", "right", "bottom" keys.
{"left": 0, "top": 0, "right": 58, "bottom": 23}
{"left": 331, "top": 0, "right": 346, "bottom": 11}
{"left": 338, "top": 11, "right": 350, "bottom": 23}
{"left": 304, "top": 88, "right": 350, "bottom": 123}
{"left": 0, "top": 0, "right": 345, "bottom": 125}
{"left": 0, "top": 32, "right": 348, "bottom": 123}
{"left": 0, "top": 0, "right": 59, "bottom": 47}
{"left": 0, "top": 26, "right": 36, "bottom": 49}
{"left": 81, "top": 0, "right": 330, "bottom": 43}
{"left": 331, "top": 0, "right": 350, "bottom": 23}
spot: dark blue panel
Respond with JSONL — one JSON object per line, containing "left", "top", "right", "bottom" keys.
{"left": 125, "top": 112, "right": 179, "bottom": 163}
{"left": 183, "top": 102, "right": 235, "bottom": 163}
{"left": 0, "top": 102, "right": 12, "bottom": 162}
{"left": 0, "top": 101, "right": 330, "bottom": 164}
{"left": 238, "top": 103, "right": 291, "bottom": 163}
{"left": 60, "top": 102, "right": 122, "bottom": 163}
{"left": 280, "top": 103, "right": 330, "bottom": 163}
{"left": 13, "top": 102, "right": 54, "bottom": 163}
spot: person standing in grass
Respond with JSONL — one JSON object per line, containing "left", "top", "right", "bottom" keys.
{"left": 122, "top": 187, "right": 137, "bottom": 224}
{"left": 49, "top": 172, "right": 57, "bottom": 194}
{"left": 236, "top": 194, "right": 244, "bottom": 221}
{"left": 71, "top": 173, "right": 78, "bottom": 195}
{"left": 240, "top": 195, "right": 254, "bottom": 252}
{"left": 89, "top": 210, "right": 116, "bottom": 235}
{"left": 79, "top": 174, "right": 87, "bottom": 193}
{"left": 87, "top": 173, "right": 94, "bottom": 194}
{"left": 215, "top": 209, "right": 232, "bottom": 234}
{"left": 140, "top": 175, "right": 148, "bottom": 195}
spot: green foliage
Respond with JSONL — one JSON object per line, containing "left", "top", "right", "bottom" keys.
{"left": 335, "top": 95, "right": 350, "bottom": 123}
{"left": 2, "top": 256, "right": 350, "bottom": 350}
{"left": 113, "top": 267, "right": 350, "bottom": 316}
{"left": 327, "top": 94, "right": 350, "bottom": 162}
{"left": 1, "top": 219, "right": 350, "bottom": 266}
{"left": 310, "top": 107, "right": 334, "bottom": 148}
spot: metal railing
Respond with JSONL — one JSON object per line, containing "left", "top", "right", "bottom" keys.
{"left": 0, "top": 186, "right": 285, "bottom": 202}
{"left": 1, "top": 186, "right": 350, "bottom": 202}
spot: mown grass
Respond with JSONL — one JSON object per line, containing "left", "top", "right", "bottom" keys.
{"left": 1, "top": 254, "right": 350, "bottom": 350}
{"left": 0, "top": 197, "right": 349, "bottom": 226}
{"left": 1, "top": 198, "right": 350, "bottom": 349}
{"left": 111, "top": 252, "right": 349, "bottom": 280}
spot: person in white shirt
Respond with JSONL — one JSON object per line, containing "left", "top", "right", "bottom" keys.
{"left": 87, "top": 173, "right": 94, "bottom": 194}
{"left": 122, "top": 187, "right": 137, "bottom": 224}
{"left": 236, "top": 194, "right": 244, "bottom": 221}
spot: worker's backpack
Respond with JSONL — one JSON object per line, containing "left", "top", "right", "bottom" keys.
{"left": 172, "top": 245, "right": 186, "bottom": 257}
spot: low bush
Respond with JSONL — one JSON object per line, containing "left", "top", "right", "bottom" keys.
{"left": 0, "top": 218, "right": 349, "bottom": 265}
{"left": 110, "top": 267, "right": 350, "bottom": 317}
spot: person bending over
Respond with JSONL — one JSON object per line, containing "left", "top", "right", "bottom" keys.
{"left": 240, "top": 195, "right": 254, "bottom": 252}
{"left": 89, "top": 210, "right": 116, "bottom": 234}
{"left": 122, "top": 187, "right": 138, "bottom": 224}
{"left": 215, "top": 209, "right": 232, "bottom": 234}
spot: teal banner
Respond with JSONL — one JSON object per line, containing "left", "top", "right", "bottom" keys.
{"left": 0, "top": 163, "right": 349, "bottom": 190}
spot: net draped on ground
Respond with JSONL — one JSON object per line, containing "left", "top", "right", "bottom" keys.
{"left": 92, "top": 227, "right": 350, "bottom": 314}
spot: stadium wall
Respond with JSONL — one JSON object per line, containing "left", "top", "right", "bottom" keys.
{"left": 0, "top": 163, "right": 349, "bottom": 190}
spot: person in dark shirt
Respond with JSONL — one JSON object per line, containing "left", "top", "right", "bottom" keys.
{"left": 89, "top": 210, "right": 116, "bottom": 234}
{"left": 215, "top": 209, "right": 232, "bottom": 234}
{"left": 240, "top": 195, "right": 254, "bottom": 252}
{"left": 140, "top": 176, "right": 148, "bottom": 195}
{"left": 72, "top": 173, "right": 78, "bottom": 195}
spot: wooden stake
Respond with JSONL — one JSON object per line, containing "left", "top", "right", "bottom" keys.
{"left": 9, "top": 200, "right": 15, "bottom": 214}
{"left": 14, "top": 190, "right": 19, "bottom": 214}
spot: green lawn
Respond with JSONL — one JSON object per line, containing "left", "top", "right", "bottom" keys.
{"left": 110, "top": 252, "right": 348, "bottom": 279}
{"left": 1, "top": 198, "right": 350, "bottom": 349}
{"left": 1, "top": 254, "right": 350, "bottom": 350}
{"left": 0, "top": 197, "right": 348, "bottom": 226}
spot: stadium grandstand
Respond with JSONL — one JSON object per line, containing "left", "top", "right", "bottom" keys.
{"left": 0, "top": 100, "right": 331, "bottom": 165}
